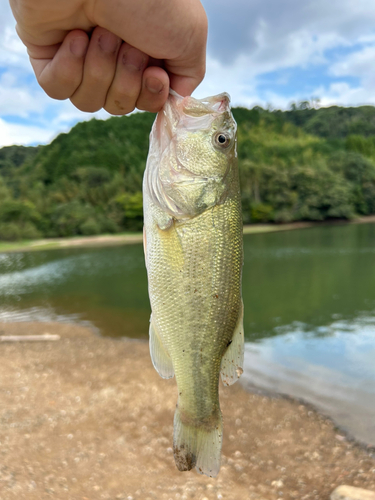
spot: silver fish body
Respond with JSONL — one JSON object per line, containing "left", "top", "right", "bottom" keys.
{"left": 143, "top": 91, "right": 244, "bottom": 477}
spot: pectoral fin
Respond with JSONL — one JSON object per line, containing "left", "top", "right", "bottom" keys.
{"left": 220, "top": 300, "right": 244, "bottom": 386}
{"left": 149, "top": 315, "right": 174, "bottom": 379}
{"left": 153, "top": 204, "right": 173, "bottom": 230}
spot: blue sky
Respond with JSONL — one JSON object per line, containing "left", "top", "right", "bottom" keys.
{"left": 1, "top": 0, "right": 375, "bottom": 146}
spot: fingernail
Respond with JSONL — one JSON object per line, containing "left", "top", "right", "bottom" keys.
{"left": 98, "top": 32, "right": 120, "bottom": 53}
{"left": 70, "top": 37, "right": 88, "bottom": 58}
{"left": 146, "top": 77, "right": 164, "bottom": 94}
{"left": 123, "top": 48, "right": 147, "bottom": 72}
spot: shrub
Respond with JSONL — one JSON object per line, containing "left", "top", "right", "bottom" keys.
{"left": 21, "top": 222, "right": 42, "bottom": 239}
{"left": 80, "top": 218, "right": 101, "bottom": 236}
{"left": 0, "top": 223, "right": 22, "bottom": 241}
{"left": 250, "top": 203, "right": 274, "bottom": 223}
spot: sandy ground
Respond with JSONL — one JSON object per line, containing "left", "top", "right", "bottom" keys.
{"left": 0, "top": 322, "right": 374, "bottom": 500}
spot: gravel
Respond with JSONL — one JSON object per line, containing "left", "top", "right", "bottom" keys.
{"left": 0, "top": 321, "right": 374, "bottom": 500}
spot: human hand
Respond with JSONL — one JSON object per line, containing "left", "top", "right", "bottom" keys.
{"left": 9, "top": 0, "right": 207, "bottom": 115}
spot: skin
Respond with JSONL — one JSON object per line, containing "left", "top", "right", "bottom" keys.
{"left": 9, "top": 0, "right": 208, "bottom": 114}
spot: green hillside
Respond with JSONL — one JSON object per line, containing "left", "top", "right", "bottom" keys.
{"left": 1, "top": 103, "right": 375, "bottom": 240}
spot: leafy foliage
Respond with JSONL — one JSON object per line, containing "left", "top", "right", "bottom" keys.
{"left": 1, "top": 104, "right": 375, "bottom": 240}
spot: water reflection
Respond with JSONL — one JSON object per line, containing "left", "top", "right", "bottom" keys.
{"left": 0, "top": 245, "right": 150, "bottom": 338}
{"left": 242, "top": 316, "right": 375, "bottom": 445}
{"left": 243, "top": 223, "right": 375, "bottom": 339}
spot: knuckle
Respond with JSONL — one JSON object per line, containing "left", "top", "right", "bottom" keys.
{"left": 104, "top": 99, "right": 135, "bottom": 115}
{"left": 86, "top": 67, "right": 111, "bottom": 84}
{"left": 106, "top": 88, "right": 138, "bottom": 114}
{"left": 38, "top": 70, "right": 80, "bottom": 100}
{"left": 90, "top": 26, "right": 109, "bottom": 40}
{"left": 45, "top": 90, "right": 68, "bottom": 100}
{"left": 70, "top": 98, "right": 102, "bottom": 113}
{"left": 37, "top": 79, "right": 68, "bottom": 100}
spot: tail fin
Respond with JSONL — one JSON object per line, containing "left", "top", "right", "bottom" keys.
{"left": 173, "top": 406, "right": 223, "bottom": 477}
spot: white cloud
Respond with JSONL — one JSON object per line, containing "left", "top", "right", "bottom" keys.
{"left": 0, "top": 26, "right": 29, "bottom": 69}
{"left": 314, "top": 82, "right": 370, "bottom": 107}
{"left": 0, "top": 71, "right": 52, "bottom": 118}
{"left": 0, "top": 117, "right": 54, "bottom": 147}
{"left": 50, "top": 104, "right": 110, "bottom": 128}
{"left": 194, "top": 54, "right": 258, "bottom": 106}
{"left": 330, "top": 44, "right": 375, "bottom": 82}
{"left": 309, "top": 42, "right": 375, "bottom": 106}
{"left": 0, "top": 3, "right": 30, "bottom": 70}
{"left": 203, "top": 0, "right": 375, "bottom": 68}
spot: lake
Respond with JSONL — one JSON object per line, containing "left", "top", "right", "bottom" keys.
{"left": 1, "top": 223, "right": 375, "bottom": 446}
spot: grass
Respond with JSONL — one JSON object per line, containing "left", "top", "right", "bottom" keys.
{"left": 0, "top": 239, "right": 37, "bottom": 253}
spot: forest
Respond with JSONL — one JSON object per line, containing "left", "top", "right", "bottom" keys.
{"left": 1, "top": 102, "right": 375, "bottom": 240}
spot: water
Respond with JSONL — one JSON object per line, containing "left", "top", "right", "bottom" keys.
{"left": 0, "top": 223, "right": 375, "bottom": 445}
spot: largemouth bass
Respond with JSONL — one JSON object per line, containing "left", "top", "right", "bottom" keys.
{"left": 143, "top": 90, "right": 244, "bottom": 477}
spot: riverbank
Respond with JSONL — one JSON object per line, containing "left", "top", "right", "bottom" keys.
{"left": 0, "top": 321, "right": 374, "bottom": 500}
{"left": 1, "top": 214, "right": 375, "bottom": 254}
{"left": 0, "top": 232, "right": 143, "bottom": 254}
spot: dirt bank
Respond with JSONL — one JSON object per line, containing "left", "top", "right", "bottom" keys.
{"left": 2, "top": 214, "right": 375, "bottom": 254}
{"left": 0, "top": 321, "right": 374, "bottom": 500}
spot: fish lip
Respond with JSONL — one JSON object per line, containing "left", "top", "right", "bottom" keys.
{"left": 187, "top": 92, "right": 231, "bottom": 114}
{"left": 158, "top": 91, "right": 232, "bottom": 148}
{"left": 156, "top": 91, "right": 235, "bottom": 178}
{"left": 169, "top": 89, "right": 231, "bottom": 113}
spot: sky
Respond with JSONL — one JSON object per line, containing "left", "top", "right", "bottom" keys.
{"left": 1, "top": 0, "right": 375, "bottom": 147}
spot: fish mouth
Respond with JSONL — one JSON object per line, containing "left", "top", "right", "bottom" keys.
{"left": 155, "top": 90, "right": 232, "bottom": 154}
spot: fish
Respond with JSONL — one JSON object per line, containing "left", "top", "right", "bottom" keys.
{"left": 142, "top": 90, "right": 244, "bottom": 477}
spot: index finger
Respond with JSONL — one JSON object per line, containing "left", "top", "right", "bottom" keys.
{"left": 167, "top": 65, "right": 206, "bottom": 97}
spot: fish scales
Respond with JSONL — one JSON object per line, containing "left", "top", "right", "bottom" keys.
{"left": 143, "top": 90, "right": 244, "bottom": 477}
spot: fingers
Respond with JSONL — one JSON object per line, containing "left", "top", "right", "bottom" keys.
{"left": 104, "top": 44, "right": 148, "bottom": 115}
{"left": 28, "top": 25, "right": 171, "bottom": 115}
{"left": 92, "top": 0, "right": 208, "bottom": 98}
{"left": 104, "top": 49, "right": 169, "bottom": 115}
{"left": 136, "top": 66, "right": 170, "bottom": 113}
{"left": 29, "top": 30, "right": 89, "bottom": 100}
{"left": 70, "top": 27, "right": 121, "bottom": 113}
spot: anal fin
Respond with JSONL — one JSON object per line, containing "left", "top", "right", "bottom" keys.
{"left": 220, "top": 300, "right": 244, "bottom": 386}
{"left": 149, "top": 315, "right": 174, "bottom": 379}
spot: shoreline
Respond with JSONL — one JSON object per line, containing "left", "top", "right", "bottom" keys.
{"left": 0, "top": 320, "right": 374, "bottom": 499}
{"left": 1, "top": 214, "right": 375, "bottom": 254}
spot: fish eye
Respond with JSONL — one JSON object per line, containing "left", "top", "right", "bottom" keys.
{"left": 213, "top": 132, "right": 232, "bottom": 150}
